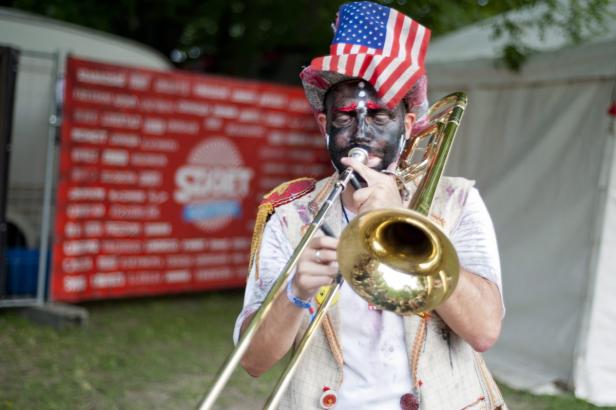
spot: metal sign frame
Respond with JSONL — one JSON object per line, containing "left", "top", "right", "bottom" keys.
{"left": 0, "top": 47, "right": 60, "bottom": 308}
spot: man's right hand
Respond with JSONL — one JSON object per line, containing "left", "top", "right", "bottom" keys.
{"left": 293, "top": 236, "right": 339, "bottom": 300}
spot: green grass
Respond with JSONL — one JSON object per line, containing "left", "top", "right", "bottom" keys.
{"left": 0, "top": 290, "right": 614, "bottom": 410}
{"left": 499, "top": 384, "right": 615, "bottom": 410}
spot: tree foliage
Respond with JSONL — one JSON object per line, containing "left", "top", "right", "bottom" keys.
{"left": 489, "top": 0, "right": 612, "bottom": 70}
{"left": 2, "top": 0, "right": 611, "bottom": 80}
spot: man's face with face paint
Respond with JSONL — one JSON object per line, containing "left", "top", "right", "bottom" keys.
{"left": 320, "top": 79, "right": 409, "bottom": 174}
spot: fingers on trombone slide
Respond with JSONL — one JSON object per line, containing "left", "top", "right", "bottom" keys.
{"left": 311, "top": 247, "right": 337, "bottom": 267}
{"left": 298, "top": 236, "right": 339, "bottom": 280}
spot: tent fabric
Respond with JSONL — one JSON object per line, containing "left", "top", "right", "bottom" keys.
{"left": 575, "top": 128, "right": 616, "bottom": 405}
{"left": 425, "top": 6, "right": 616, "bottom": 406}
{"left": 0, "top": 7, "right": 171, "bottom": 71}
{"left": 427, "top": 2, "right": 616, "bottom": 64}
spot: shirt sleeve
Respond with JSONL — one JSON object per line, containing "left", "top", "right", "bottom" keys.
{"left": 233, "top": 212, "right": 292, "bottom": 344}
{"left": 450, "top": 187, "right": 504, "bottom": 308}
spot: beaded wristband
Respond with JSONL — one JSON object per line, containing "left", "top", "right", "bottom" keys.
{"left": 286, "top": 279, "right": 315, "bottom": 318}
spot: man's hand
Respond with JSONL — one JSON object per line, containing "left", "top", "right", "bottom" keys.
{"left": 340, "top": 156, "right": 404, "bottom": 213}
{"left": 240, "top": 236, "right": 338, "bottom": 377}
{"left": 293, "top": 236, "right": 339, "bottom": 300}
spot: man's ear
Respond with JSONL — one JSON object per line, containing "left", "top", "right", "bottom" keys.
{"left": 316, "top": 112, "right": 327, "bottom": 136}
{"left": 403, "top": 113, "right": 416, "bottom": 140}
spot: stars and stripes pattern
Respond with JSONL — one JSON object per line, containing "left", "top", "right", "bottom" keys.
{"left": 310, "top": 1, "right": 430, "bottom": 109}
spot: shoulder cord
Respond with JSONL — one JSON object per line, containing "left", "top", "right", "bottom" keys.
{"left": 410, "top": 314, "right": 430, "bottom": 393}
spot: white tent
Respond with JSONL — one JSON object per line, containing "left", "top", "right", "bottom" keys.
{"left": 0, "top": 7, "right": 170, "bottom": 71}
{"left": 426, "top": 3, "right": 616, "bottom": 406}
{"left": 0, "top": 7, "right": 171, "bottom": 246}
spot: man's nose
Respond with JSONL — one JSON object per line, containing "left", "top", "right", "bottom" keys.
{"left": 353, "top": 111, "right": 370, "bottom": 142}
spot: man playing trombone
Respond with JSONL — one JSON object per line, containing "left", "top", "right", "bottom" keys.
{"left": 234, "top": 2, "right": 505, "bottom": 409}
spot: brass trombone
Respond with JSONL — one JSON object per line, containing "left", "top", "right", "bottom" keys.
{"left": 198, "top": 92, "right": 468, "bottom": 409}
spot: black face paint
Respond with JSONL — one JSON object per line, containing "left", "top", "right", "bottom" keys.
{"left": 324, "top": 80, "right": 406, "bottom": 176}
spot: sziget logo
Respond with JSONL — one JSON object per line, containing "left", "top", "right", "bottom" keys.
{"left": 174, "top": 137, "right": 253, "bottom": 232}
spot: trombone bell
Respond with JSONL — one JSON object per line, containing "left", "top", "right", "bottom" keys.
{"left": 338, "top": 208, "right": 459, "bottom": 315}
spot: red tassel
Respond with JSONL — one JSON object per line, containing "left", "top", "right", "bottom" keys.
{"left": 608, "top": 102, "right": 616, "bottom": 117}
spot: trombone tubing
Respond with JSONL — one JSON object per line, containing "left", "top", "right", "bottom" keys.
{"left": 264, "top": 276, "right": 343, "bottom": 409}
{"left": 198, "top": 167, "right": 357, "bottom": 410}
{"left": 409, "top": 93, "right": 467, "bottom": 216}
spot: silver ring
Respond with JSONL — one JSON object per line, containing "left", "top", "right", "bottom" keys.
{"left": 315, "top": 250, "right": 322, "bottom": 263}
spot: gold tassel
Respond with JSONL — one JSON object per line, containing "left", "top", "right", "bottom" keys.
{"left": 248, "top": 202, "right": 274, "bottom": 281}
{"left": 247, "top": 177, "right": 317, "bottom": 281}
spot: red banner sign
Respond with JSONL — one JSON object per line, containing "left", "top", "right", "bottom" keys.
{"left": 51, "top": 57, "right": 330, "bottom": 302}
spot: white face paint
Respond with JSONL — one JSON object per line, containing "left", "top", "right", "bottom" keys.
{"left": 394, "top": 133, "right": 406, "bottom": 165}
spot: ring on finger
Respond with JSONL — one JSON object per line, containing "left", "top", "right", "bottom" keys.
{"left": 314, "top": 249, "right": 322, "bottom": 263}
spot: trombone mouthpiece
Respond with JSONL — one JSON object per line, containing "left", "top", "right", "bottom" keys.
{"left": 348, "top": 147, "right": 368, "bottom": 164}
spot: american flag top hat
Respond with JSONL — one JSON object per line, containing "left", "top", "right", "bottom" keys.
{"left": 300, "top": 1, "right": 430, "bottom": 115}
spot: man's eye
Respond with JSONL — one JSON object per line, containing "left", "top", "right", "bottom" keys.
{"left": 333, "top": 115, "right": 352, "bottom": 127}
{"left": 373, "top": 113, "right": 391, "bottom": 125}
